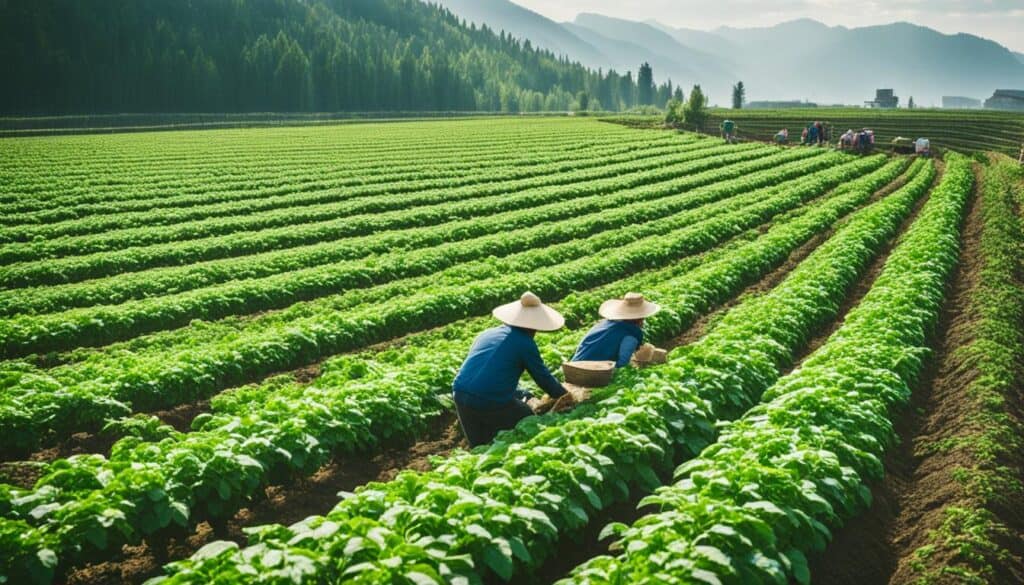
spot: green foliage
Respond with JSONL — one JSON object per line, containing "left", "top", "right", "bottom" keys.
{"left": 101, "top": 157, "right": 910, "bottom": 584}
{"left": 732, "top": 82, "right": 746, "bottom": 110}
{"left": 684, "top": 85, "right": 710, "bottom": 132}
{"left": 0, "top": 0, "right": 643, "bottom": 114}
{"left": 0, "top": 127, "right": 903, "bottom": 582}
{"left": 561, "top": 155, "right": 970, "bottom": 584}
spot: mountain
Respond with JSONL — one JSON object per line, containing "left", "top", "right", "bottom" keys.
{"left": 429, "top": 0, "right": 605, "bottom": 66}
{"left": 571, "top": 13, "right": 737, "bottom": 101}
{"left": 0, "top": 0, "right": 642, "bottom": 115}
{"left": 657, "top": 18, "right": 1024, "bottom": 105}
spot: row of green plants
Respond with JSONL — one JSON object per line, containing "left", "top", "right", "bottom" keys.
{"left": 0, "top": 118, "right": 616, "bottom": 208}
{"left": 1, "top": 131, "right": 684, "bottom": 240}
{"left": 0, "top": 157, "right": 915, "bottom": 585}
{"left": 0, "top": 142, "right": 776, "bottom": 285}
{"left": 0, "top": 149, "right": 834, "bottom": 354}
{"left": 562, "top": 153, "right": 972, "bottom": 585}
{"left": 0, "top": 152, "right": 875, "bottom": 455}
{"left": 0, "top": 137, "right": 715, "bottom": 263}
{"left": 133, "top": 157, "right": 934, "bottom": 585}
{"left": 0, "top": 142, "right": 780, "bottom": 302}
{"left": 0, "top": 127, "right": 646, "bottom": 221}
{"left": 900, "top": 156, "right": 1024, "bottom": 584}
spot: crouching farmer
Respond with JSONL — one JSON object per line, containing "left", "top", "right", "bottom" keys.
{"left": 572, "top": 292, "right": 661, "bottom": 367}
{"left": 452, "top": 292, "right": 571, "bottom": 447}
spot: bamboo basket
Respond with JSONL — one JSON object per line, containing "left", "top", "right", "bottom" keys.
{"left": 562, "top": 360, "right": 615, "bottom": 387}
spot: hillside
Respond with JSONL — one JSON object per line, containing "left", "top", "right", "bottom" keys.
{"left": 430, "top": 0, "right": 605, "bottom": 66}
{"left": 0, "top": 0, "right": 635, "bottom": 115}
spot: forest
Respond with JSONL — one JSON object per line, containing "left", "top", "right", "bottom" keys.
{"left": 0, "top": 0, "right": 675, "bottom": 115}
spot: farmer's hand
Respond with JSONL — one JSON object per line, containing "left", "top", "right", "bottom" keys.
{"left": 551, "top": 392, "right": 578, "bottom": 413}
{"left": 529, "top": 396, "right": 555, "bottom": 414}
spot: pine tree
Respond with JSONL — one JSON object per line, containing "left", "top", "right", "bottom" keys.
{"left": 637, "top": 62, "right": 654, "bottom": 106}
{"left": 732, "top": 81, "right": 745, "bottom": 109}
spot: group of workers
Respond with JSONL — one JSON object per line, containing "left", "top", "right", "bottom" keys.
{"left": 452, "top": 291, "right": 660, "bottom": 447}
{"left": 801, "top": 121, "right": 830, "bottom": 145}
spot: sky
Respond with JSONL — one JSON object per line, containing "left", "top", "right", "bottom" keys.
{"left": 512, "top": 0, "right": 1024, "bottom": 53}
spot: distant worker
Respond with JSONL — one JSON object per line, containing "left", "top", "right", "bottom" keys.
{"left": 814, "top": 121, "right": 825, "bottom": 145}
{"left": 774, "top": 128, "right": 789, "bottom": 145}
{"left": 572, "top": 293, "right": 662, "bottom": 368}
{"left": 720, "top": 119, "right": 737, "bottom": 143}
{"left": 915, "top": 137, "right": 931, "bottom": 157}
{"left": 452, "top": 292, "right": 572, "bottom": 447}
{"left": 1018, "top": 143, "right": 1023, "bottom": 165}
{"left": 807, "top": 122, "right": 820, "bottom": 146}
{"left": 839, "top": 129, "right": 854, "bottom": 151}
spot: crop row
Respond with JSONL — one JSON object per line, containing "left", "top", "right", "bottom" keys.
{"left": 0, "top": 143, "right": 745, "bottom": 317}
{"left": 0, "top": 157, "right": 914, "bottom": 584}
{"left": 129, "top": 157, "right": 934, "bottom": 585}
{"left": 0, "top": 149, "right": 833, "bottom": 354}
{"left": 1, "top": 133, "right": 684, "bottom": 238}
{"left": 0, "top": 136, "right": 707, "bottom": 255}
{"left": 563, "top": 154, "right": 972, "bottom": 585}
{"left": 0, "top": 118, "right": 615, "bottom": 202}
{"left": 0, "top": 128, "right": 653, "bottom": 219}
{"left": 0, "top": 152, "right": 877, "bottom": 454}
{"left": 0, "top": 141, "right": 759, "bottom": 271}
{"left": 897, "top": 156, "right": 1024, "bottom": 583}
{"left": 0, "top": 141, "right": 770, "bottom": 287}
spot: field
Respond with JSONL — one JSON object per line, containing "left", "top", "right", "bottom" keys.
{"left": 0, "top": 116, "right": 1021, "bottom": 585}
{"left": 607, "top": 108, "right": 1024, "bottom": 156}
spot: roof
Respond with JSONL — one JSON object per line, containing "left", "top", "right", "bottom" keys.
{"left": 992, "top": 89, "right": 1024, "bottom": 100}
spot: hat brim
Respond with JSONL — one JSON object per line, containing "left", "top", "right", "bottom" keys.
{"left": 493, "top": 301, "right": 565, "bottom": 331}
{"left": 599, "top": 299, "right": 661, "bottom": 320}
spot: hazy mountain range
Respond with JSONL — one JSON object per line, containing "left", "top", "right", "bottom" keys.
{"left": 431, "top": 0, "right": 1024, "bottom": 106}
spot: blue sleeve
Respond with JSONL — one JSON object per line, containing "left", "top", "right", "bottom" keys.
{"left": 522, "top": 340, "right": 567, "bottom": 398}
{"left": 616, "top": 336, "right": 641, "bottom": 368}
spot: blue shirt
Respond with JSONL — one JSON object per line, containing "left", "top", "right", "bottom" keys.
{"left": 453, "top": 325, "right": 567, "bottom": 409}
{"left": 571, "top": 320, "right": 644, "bottom": 368}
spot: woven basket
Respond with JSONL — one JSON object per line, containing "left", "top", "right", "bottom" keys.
{"left": 562, "top": 360, "right": 615, "bottom": 387}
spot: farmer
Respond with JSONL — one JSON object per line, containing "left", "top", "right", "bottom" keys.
{"left": 572, "top": 292, "right": 661, "bottom": 368}
{"left": 452, "top": 291, "right": 571, "bottom": 447}
{"left": 807, "top": 122, "right": 819, "bottom": 146}
{"left": 720, "top": 119, "right": 737, "bottom": 143}
{"left": 774, "top": 128, "right": 789, "bottom": 145}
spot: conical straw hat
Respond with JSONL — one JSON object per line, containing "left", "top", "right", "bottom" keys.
{"left": 492, "top": 291, "right": 565, "bottom": 331}
{"left": 599, "top": 292, "right": 661, "bottom": 320}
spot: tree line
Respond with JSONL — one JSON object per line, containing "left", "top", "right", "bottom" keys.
{"left": 0, "top": 0, "right": 677, "bottom": 115}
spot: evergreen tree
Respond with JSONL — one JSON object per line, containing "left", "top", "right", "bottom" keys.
{"left": 908, "top": 96, "right": 915, "bottom": 109}
{"left": 637, "top": 62, "right": 655, "bottom": 106}
{"left": 0, "top": 0, "right": 643, "bottom": 115}
{"left": 684, "top": 85, "right": 709, "bottom": 132}
{"left": 732, "top": 81, "right": 745, "bottom": 109}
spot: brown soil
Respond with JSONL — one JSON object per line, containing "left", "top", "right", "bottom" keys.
{"left": 22, "top": 431, "right": 118, "bottom": 464}
{"left": 809, "top": 163, "right": 1024, "bottom": 585}
{"left": 151, "top": 400, "right": 211, "bottom": 433}
{"left": 59, "top": 411, "right": 467, "bottom": 585}
{"left": 0, "top": 460, "right": 48, "bottom": 488}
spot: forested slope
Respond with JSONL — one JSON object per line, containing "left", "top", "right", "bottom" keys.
{"left": 0, "top": 0, "right": 641, "bottom": 114}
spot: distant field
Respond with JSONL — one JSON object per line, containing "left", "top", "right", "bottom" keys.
{"left": 606, "top": 107, "right": 1024, "bottom": 155}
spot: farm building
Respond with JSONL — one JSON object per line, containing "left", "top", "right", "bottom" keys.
{"left": 865, "top": 88, "right": 899, "bottom": 108}
{"left": 984, "top": 89, "right": 1024, "bottom": 111}
{"left": 942, "top": 95, "right": 982, "bottom": 109}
